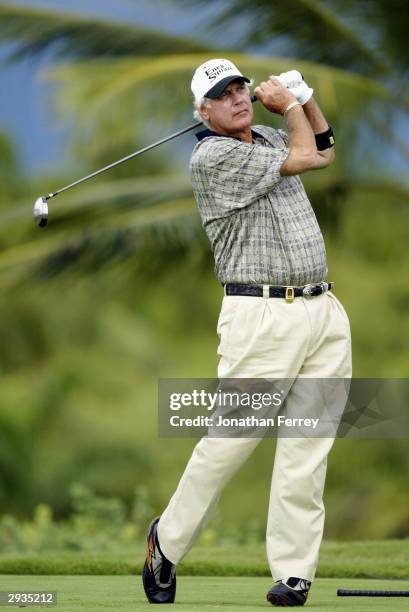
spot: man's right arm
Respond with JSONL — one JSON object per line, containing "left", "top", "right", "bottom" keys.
{"left": 254, "top": 77, "right": 324, "bottom": 176}
{"left": 280, "top": 105, "right": 317, "bottom": 175}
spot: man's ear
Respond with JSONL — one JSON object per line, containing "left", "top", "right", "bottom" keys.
{"left": 199, "top": 105, "right": 210, "bottom": 121}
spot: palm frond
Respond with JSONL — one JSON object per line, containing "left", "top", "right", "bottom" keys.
{"left": 0, "top": 3, "right": 214, "bottom": 61}
{"left": 2, "top": 172, "right": 409, "bottom": 287}
{"left": 316, "top": 0, "right": 409, "bottom": 74}
{"left": 198, "top": 0, "right": 390, "bottom": 75}
{"left": 363, "top": 0, "right": 409, "bottom": 72}
{"left": 44, "top": 53, "right": 391, "bottom": 159}
{"left": 0, "top": 175, "right": 194, "bottom": 244}
{"left": 0, "top": 131, "right": 23, "bottom": 202}
{"left": 283, "top": 0, "right": 390, "bottom": 75}
{"left": 49, "top": 53, "right": 390, "bottom": 112}
{"left": 193, "top": 0, "right": 409, "bottom": 106}
{"left": 0, "top": 195, "right": 199, "bottom": 280}
{"left": 303, "top": 174, "right": 409, "bottom": 204}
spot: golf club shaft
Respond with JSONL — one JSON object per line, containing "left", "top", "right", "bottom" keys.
{"left": 44, "top": 122, "right": 201, "bottom": 200}
{"left": 337, "top": 589, "right": 409, "bottom": 597}
{"left": 44, "top": 95, "right": 258, "bottom": 201}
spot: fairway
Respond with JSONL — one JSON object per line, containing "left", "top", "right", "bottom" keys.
{"left": 1, "top": 576, "right": 409, "bottom": 611}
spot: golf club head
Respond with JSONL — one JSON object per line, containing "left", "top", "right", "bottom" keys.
{"left": 33, "top": 197, "right": 48, "bottom": 228}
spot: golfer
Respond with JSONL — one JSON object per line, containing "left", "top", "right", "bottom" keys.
{"left": 142, "top": 59, "right": 351, "bottom": 607}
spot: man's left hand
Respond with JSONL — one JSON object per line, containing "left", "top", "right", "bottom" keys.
{"left": 276, "top": 70, "right": 313, "bottom": 106}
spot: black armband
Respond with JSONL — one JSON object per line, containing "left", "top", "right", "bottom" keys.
{"left": 315, "top": 126, "right": 335, "bottom": 151}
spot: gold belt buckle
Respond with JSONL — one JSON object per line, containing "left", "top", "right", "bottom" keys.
{"left": 285, "top": 287, "right": 295, "bottom": 303}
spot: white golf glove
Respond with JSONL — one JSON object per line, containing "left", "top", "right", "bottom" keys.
{"left": 277, "top": 70, "right": 313, "bottom": 105}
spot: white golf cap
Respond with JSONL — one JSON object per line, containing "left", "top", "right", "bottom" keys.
{"left": 191, "top": 58, "right": 250, "bottom": 101}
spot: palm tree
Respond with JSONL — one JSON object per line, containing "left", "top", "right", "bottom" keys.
{"left": 1, "top": 1, "right": 408, "bottom": 525}
{"left": 0, "top": 1, "right": 407, "bottom": 279}
{"left": 196, "top": 0, "right": 409, "bottom": 156}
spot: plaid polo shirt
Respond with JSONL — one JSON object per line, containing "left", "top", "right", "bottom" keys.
{"left": 189, "top": 125, "right": 328, "bottom": 286}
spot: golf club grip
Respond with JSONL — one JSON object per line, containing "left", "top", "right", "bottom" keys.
{"left": 337, "top": 589, "right": 409, "bottom": 597}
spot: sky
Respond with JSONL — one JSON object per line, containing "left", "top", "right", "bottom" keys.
{"left": 0, "top": 0, "right": 221, "bottom": 175}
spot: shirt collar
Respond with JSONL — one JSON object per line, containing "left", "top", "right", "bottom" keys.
{"left": 196, "top": 128, "right": 264, "bottom": 142}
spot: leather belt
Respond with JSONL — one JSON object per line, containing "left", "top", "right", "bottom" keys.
{"left": 224, "top": 281, "right": 334, "bottom": 303}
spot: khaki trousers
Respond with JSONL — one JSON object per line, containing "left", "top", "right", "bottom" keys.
{"left": 157, "top": 290, "right": 352, "bottom": 581}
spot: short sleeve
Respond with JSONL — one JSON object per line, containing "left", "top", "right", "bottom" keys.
{"left": 191, "top": 138, "right": 288, "bottom": 212}
{"left": 276, "top": 128, "right": 289, "bottom": 147}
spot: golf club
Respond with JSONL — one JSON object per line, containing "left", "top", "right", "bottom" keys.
{"left": 33, "top": 95, "right": 258, "bottom": 227}
{"left": 338, "top": 589, "right": 409, "bottom": 597}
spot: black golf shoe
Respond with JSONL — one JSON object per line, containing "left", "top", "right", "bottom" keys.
{"left": 142, "top": 517, "right": 176, "bottom": 604}
{"left": 267, "top": 577, "right": 311, "bottom": 607}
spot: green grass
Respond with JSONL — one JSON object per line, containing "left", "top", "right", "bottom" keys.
{"left": 0, "top": 540, "right": 408, "bottom": 579}
{"left": 1, "top": 576, "right": 409, "bottom": 611}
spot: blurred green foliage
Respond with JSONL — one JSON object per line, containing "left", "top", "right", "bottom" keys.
{"left": 0, "top": 1, "right": 408, "bottom": 544}
{"left": 1, "top": 220, "right": 408, "bottom": 539}
{"left": 0, "top": 483, "right": 152, "bottom": 553}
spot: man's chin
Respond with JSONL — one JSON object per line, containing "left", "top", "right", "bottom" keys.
{"left": 232, "top": 112, "right": 252, "bottom": 128}
{"left": 210, "top": 114, "right": 253, "bottom": 137}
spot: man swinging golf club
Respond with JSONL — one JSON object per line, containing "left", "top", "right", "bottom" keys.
{"left": 142, "top": 58, "right": 351, "bottom": 607}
